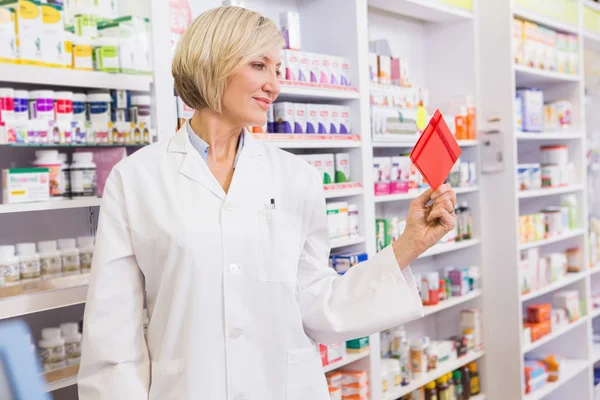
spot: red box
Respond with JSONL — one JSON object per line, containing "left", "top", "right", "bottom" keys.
{"left": 524, "top": 320, "right": 552, "bottom": 342}
{"left": 527, "top": 304, "right": 552, "bottom": 323}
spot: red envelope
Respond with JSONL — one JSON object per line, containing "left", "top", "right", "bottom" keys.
{"left": 410, "top": 110, "right": 462, "bottom": 190}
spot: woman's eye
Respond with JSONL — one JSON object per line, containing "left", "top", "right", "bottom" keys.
{"left": 252, "top": 63, "right": 265, "bottom": 70}
{"left": 276, "top": 69, "right": 281, "bottom": 77}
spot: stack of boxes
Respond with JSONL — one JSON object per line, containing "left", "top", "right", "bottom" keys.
{"left": 268, "top": 102, "right": 351, "bottom": 135}
{"left": 523, "top": 291, "right": 581, "bottom": 345}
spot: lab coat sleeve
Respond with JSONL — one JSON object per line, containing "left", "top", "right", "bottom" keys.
{"left": 78, "top": 168, "right": 150, "bottom": 399}
{"left": 296, "top": 170, "right": 423, "bottom": 345}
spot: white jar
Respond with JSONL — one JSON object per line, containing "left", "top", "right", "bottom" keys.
{"left": 16, "top": 242, "right": 41, "bottom": 282}
{"left": 34, "top": 150, "right": 63, "bottom": 198}
{"left": 348, "top": 204, "right": 359, "bottom": 237}
{"left": 72, "top": 93, "right": 87, "bottom": 123}
{"left": 77, "top": 236, "right": 94, "bottom": 274}
{"left": 60, "top": 322, "right": 82, "bottom": 365}
{"left": 38, "top": 327, "right": 67, "bottom": 372}
{"left": 58, "top": 239, "right": 81, "bottom": 275}
{"left": 54, "top": 91, "right": 74, "bottom": 123}
{"left": 37, "top": 240, "right": 63, "bottom": 279}
{"left": 0, "top": 245, "right": 20, "bottom": 286}
{"left": 28, "top": 90, "right": 55, "bottom": 121}
{"left": 58, "top": 153, "right": 71, "bottom": 198}
{"left": 131, "top": 95, "right": 152, "bottom": 128}
{"left": 70, "top": 152, "right": 97, "bottom": 197}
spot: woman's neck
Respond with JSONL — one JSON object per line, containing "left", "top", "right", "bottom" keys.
{"left": 189, "top": 109, "right": 242, "bottom": 163}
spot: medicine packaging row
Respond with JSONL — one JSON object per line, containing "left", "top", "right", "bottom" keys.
{"left": 518, "top": 195, "right": 579, "bottom": 244}
{"left": 513, "top": 18, "right": 579, "bottom": 75}
{"left": 36, "top": 322, "right": 83, "bottom": 373}
{"left": 281, "top": 49, "right": 351, "bottom": 87}
{"left": 325, "top": 365, "right": 369, "bottom": 400}
{"left": 519, "top": 247, "right": 581, "bottom": 297}
{"left": 370, "top": 83, "right": 429, "bottom": 110}
{"left": 515, "top": 88, "right": 573, "bottom": 133}
{"left": 0, "top": 236, "right": 95, "bottom": 287}
{"left": 373, "top": 156, "right": 476, "bottom": 196}
{"left": 368, "top": 53, "right": 410, "bottom": 87}
{"left": 265, "top": 102, "right": 352, "bottom": 135}
{"left": 525, "top": 353, "right": 570, "bottom": 395}
{"left": 523, "top": 291, "right": 581, "bottom": 347}
{"left": 299, "top": 153, "right": 352, "bottom": 185}
{"left": 326, "top": 202, "right": 360, "bottom": 241}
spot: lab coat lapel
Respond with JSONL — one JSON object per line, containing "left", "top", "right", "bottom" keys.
{"left": 225, "top": 129, "right": 266, "bottom": 207}
{"left": 168, "top": 125, "right": 226, "bottom": 200}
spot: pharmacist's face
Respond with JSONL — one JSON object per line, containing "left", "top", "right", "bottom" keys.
{"left": 221, "top": 46, "right": 281, "bottom": 127}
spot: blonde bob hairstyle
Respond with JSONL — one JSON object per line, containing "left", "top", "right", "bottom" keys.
{"left": 172, "top": 6, "right": 284, "bottom": 113}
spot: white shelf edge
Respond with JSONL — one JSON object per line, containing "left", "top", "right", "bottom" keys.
{"left": 422, "top": 290, "right": 482, "bottom": 317}
{"left": 513, "top": 64, "right": 581, "bottom": 83}
{"left": 591, "top": 308, "right": 600, "bottom": 320}
{"left": 592, "top": 342, "right": 600, "bottom": 364}
{"left": 259, "top": 140, "right": 362, "bottom": 149}
{"left": 0, "top": 198, "right": 102, "bottom": 214}
{"left": 522, "top": 316, "right": 588, "bottom": 354}
{"left": 515, "top": 131, "right": 584, "bottom": 140}
{"left": 368, "top": 0, "right": 473, "bottom": 22}
{"left": 372, "top": 138, "right": 477, "bottom": 148}
{"left": 517, "top": 185, "right": 584, "bottom": 199}
{"left": 331, "top": 236, "right": 365, "bottom": 249}
{"left": 512, "top": 6, "right": 580, "bottom": 35}
{"left": 375, "top": 186, "right": 479, "bottom": 203}
{"left": 384, "top": 350, "right": 485, "bottom": 400}
{"left": 323, "top": 350, "right": 370, "bottom": 373}
{"left": 418, "top": 239, "right": 481, "bottom": 259}
{"left": 324, "top": 185, "right": 364, "bottom": 199}
{"left": 523, "top": 359, "right": 588, "bottom": 400}
{"left": 47, "top": 375, "right": 78, "bottom": 392}
{"left": 520, "top": 272, "right": 586, "bottom": 302}
{"left": 518, "top": 229, "right": 585, "bottom": 251}
{"left": 278, "top": 83, "right": 360, "bottom": 100}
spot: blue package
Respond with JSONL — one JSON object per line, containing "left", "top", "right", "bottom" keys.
{"left": 333, "top": 252, "right": 368, "bottom": 274}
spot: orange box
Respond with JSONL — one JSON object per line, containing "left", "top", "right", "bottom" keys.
{"left": 527, "top": 304, "right": 551, "bottom": 323}
{"left": 341, "top": 370, "right": 368, "bottom": 386}
{"left": 326, "top": 371, "right": 342, "bottom": 390}
{"left": 524, "top": 319, "right": 551, "bottom": 342}
{"left": 342, "top": 383, "right": 369, "bottom": 398}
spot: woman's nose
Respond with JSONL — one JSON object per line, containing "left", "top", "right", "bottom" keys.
{"left": 264, "top": 71, "right": 281, "bottom": 99}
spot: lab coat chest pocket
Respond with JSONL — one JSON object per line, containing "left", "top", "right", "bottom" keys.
{"left": 258, "top": 209, "right": 301, "bottom": 283}
{"left": 286, "top": 347, "right": 328, "bottom": 400}
{"left": 149, "top": 359, "right": 186, "bottom": 400}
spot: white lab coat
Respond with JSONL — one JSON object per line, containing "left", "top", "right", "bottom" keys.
{"left": 78, "top": 126, "right": 423, "bottom": 400}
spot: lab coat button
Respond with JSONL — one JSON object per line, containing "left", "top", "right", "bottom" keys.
{"left": 228, "top": 263, "right": 239, "bottom": 274}
{"left": 229, "top": 329, "right": 242, "bottom": 340}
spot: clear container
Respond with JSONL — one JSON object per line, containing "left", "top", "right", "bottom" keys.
{"left": 38, "top": 240, "right": 63, "bottom": 279}
{"left": 0, "top": 245, "right": 20, "bottom": 286}
{"left": 59, "top": 153, "right": 71, "bottom": 198}
{"left": 77, "top": 236, "right": 94, "bottom": 273}
{"left": 34, "top": 150, "right": 63, "bottom": 198}
{"left": 16, "top": 242, "right": 41, "bottom": 282}
{"left": 38, "top": 327, "right": 67, "bottom": 372}
{"left": 381, "top": 358, "right": 401, "bottom": 388}
{"left": 58, "top": 238, "right": 81, "bottom": 275}
{"left": 60, "top": 322, "right": 82, "bottom": 365}
{"left": 70, "top": 152, "right": 97, "bottom": 197}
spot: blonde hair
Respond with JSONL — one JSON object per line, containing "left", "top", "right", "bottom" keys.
{"left": 172, "top": 6, "right": 284, "bottom": 113}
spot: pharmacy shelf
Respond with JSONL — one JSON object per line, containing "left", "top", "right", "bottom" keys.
{"left": 514, "top": 64, "right": 581, "bottom": 85}
{"left": 0, "top": 274, "right": 89, "bottom": 320}
{"left": 418, "top": 238, "right": 481, "bottom": 259}
{"left": 47, "top": 375, "right": 78, "bottom": 392}
{"left": 0, "top": 64, "right": 153, "bottom": 91}
{"left": 422, "top": 289, "right": 482, "bottom": 317}
{"left": 523, "top": 359, "right": 588, "bottom": 400}
{"left": 5, "top": 142, "right": 148, "bottom": 148}
{"left": 374, "top": 186, "right": 479, "bottom": 203}
{"left": 324, "top": 183, "right": 364, "bottom": 199}
{"left": 592, "top": 343, "right": 600, "bottom": 364}
{"left": 383, "top": 350, "right": 484, "bottom": 400}
{"left": 522, "top": 316, "right": 588, "bottom": 354}
{"left": 252, "top": 134, "right": 362, "bottom": 149}
{"left": 0, "top": 198, "right": 102, "bottom": 214}
{"left": 515, "top": 131, "right": 584, "bottom": 140}
{"left": 372, "top": 137, "right": 477, "bottom": 148}
{"left": 45, "top": 364, "right": 79, "bottom": 392}
{"left": 517, "top": 185, "right": 585, "bottom": 199}
{"left": 518, "top": 229, "right": 585, "bottom": 251}
{"left": 277, "top": 82, "right": 360, "bottom": 101}
{"left": 367, "top": 0, "right": 473, "bottom": 22}
{"left": 331, "top": 236, "right": 366, "bottom": 249}
{"left": 323, "top": 350, "right": 370, "bottom": 373}
{"left": 512, "top": 6, "right": 579, "bottom": 35}
{"left": 520, "top": 272, "right": 586, "bottom": 303}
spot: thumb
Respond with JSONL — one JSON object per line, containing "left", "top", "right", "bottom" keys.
{"left": 414, "top": 188, "right": 433, "bottom": 207}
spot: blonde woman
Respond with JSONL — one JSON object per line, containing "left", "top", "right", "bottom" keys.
{"left": 78, "top": 6, "right": 456, "bottom": 400}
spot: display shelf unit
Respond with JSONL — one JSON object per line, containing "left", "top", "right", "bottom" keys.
{"left": 512, "top": 5, "right": 579, "bottom": 35}
{"left": 523, "top": 359, "right": 589, "bottom": 400}
{"left": 372, "top": 138, "right": 478, "bottom": 148}
{"left": 0, "top": 198, "right": 102, "bottom": 214}
{"left": 517, "top": 184, "right": 585, "bottom": 199}
{"left": 422, "top": 289, "right": 482, "bottom": 317}
{"left": 518, "top": 229, "right": 586, "bottom": 251}
{"left": 383, "top": 350, "right": 484, "bottom": 400}
{"left": 374, "top": 186, "right": 479, "bottom": 203}
{"left": 323, "top": 350, "right": 371, "bottom": 373}
{"left": 324, "top": 183, "right": 364, "bottom": 199}
{"left": 514, "top": 64, "right": 581, "bottom": 84}
{"left": 277, "top": 82, "right": 360, "bottom": 101}
{"left": 520, "top": 272, "right": 587, "bottom": 302}
{"left": 516, "top": 131, "right": 585, "bottom": 140}
{"left": 252, "top": 134, "right": 362, "bottom": 149}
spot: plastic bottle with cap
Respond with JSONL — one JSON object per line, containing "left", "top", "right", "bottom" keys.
{"left": 58, "top": 238, "right": 81, "bottom": 276}
{"left": 70, "top": 152, "right": 97, "bottom": 197}
{"left": 38, "top": 327, "right": 67, "bottom": 372}
{"left": 77, "top": 236, "right": 94, "bottom": 273}
{"left": 34, "top": 149, "right": 64, "bottom": 198}
{"left": 60, "top": 322, "right": 82, "bottom": 365}
{"left": 38, "top": 240, "right": 63, "bottom": 279}
{"left": 58, "top": 153, "right": 71, "bottom": 198}
{"left": 16, "top": 242, "right": 41, "bottom": 282}
{"left": 0, "top": 245, "right": 20, "bottom": 286}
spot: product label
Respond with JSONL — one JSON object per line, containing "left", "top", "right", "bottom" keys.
{"left": 74, "top": 45, "right": 93, "bottom": 70}
{"left": 19, "top": 260, "right": 40, "bottom": 280}
{"left": 39, "top": 345, "right": 66, "bottom": 372}
{"left": 70, "top": 169, "right": 97, "bottom": 196}
{"left": 40, "top": 255, "right": 62, "bottom": 277}
{"left": 65, "top": 341, "right": 81, "bottom": 360}
{"left": 1, "top": 263, "right": 20, "bottom": 284}
{"left": 80, "top": 251, "right": 93, "bottom": 273}
{"left": 61, "top": 254, "right": 81, "bottom": 273}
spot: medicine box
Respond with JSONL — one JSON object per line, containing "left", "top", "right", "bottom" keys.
{"left": 339, "top": 106, "right": 351, "bottom": 134}
{"left": 280, "top": 11, "right": 301, "bottom": 51}
{"left": 320, "top": 54, "right": 331, "bottom": 84}
{"left": 329, "top": 387, "right": 341, "bottom": 400}
{"left": 526, "top": 304, "right": 551, "bottom": 323}
{"left": 332, "top": 251, "right": 367, "bottom": 274}
{"left": 334, "top": 153, "right": 350, "bottom": 183}
{"left": 0, "top": 6, "right": 16, "bottom": 63}
{"left": 330, "top": 56, "right": 342, "bottom": 86}
{"left": 341, "top": 369, "right": 368, "bottom": 385}
{"left": 283, "top": 49, "right": 299, "bottom": 81}
{"left": 329, "top": 105, "right": 340, "bottom": 134}
{"left": 2, "top": 168, "right": 50, "bottom": 203}
{"left": 322, "top": 153, "right": 335, "bottom": 184}
{"left": 377, "top": 55, "right": 391, "bottom": 85}
{"left": 317, "top": 105, "right": 330, "bottom": 134}
{"left": 297, "top": 51, "right": 309, "bottom": 82}
{"left": 516, "top": 88, "right": 543, "bottom": 132}
{"left": 553, "top": 290, "right": 580, "bottom": 322}
{"left": 369, "top": 53, "right": 378, "bottom": 83}
{"left": 306, "top": 104, "right": 318, "bottom": 134}
{"left": 326, "top": 371, "right": 342, "bottom": 390}
{"left": 308, "top": 52, "right": 320, "bottom": 83}
{"left": 41, "top": 3, "right": 65, "bottom": 67}
{"left": 340, "top": 58, "right": 350, "bottom": 86}
{"left": 293, "top": 103, "right": 307, "bottom": 134}
{"left": 6, "top": 0, "right": 43, "bottom": 65}
{"left": 460, "top": 309, "right": 483, "bottom": 350}
{"left": 273, "top": 102, "right": 294, "bottom": 133}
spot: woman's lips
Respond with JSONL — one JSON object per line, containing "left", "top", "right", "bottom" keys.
{"left": 253, "top": 97, "right": 271, "bottom": 110}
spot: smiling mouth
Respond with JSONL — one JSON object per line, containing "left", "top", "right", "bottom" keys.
{"left": 253, "top": 97, "right": 271, "bottom": 105}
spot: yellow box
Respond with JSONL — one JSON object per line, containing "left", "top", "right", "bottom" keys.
{"left": 584, "top": 5, "right": 600, "bottom": 35}
{"left": 514, "top": 0, "right": 578, "bottom": 27}
{"left": 1, "top": 0, "right": 42, "bottom": 65}
{"left": 41, "top": 3, "right": 64, "bottom": 67}
{"left": 442, "top": 0, "right": 472, "bottom": 12}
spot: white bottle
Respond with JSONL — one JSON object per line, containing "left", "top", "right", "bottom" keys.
{"left": 58, "top": 239, "right": 81, "bottom": 276}
{"left": 70, "top": 152, "right": 97, "bottom": 197}
{"left": 0, "top": 245, "right": 20, "bottom": 286}
{"left": 16, "top": 243, "right": 41, "bottom": 282}
{"left": 60, "top": 322, "right": 82, "bottom": 365}
{"left": 77, "top": 236, "right": 94, "bottom": 274}
{"left": 33, "top": 149, "right": 63, "bottom": 198}
{"left": 37, "top": 240, "right": 63, "bottom": 279}
{"left": 348, "top": 204, "right": 359, "bottom": 237}
{"left": 58, "top": 153, "right": 71, "bottom": 198}
{"left": 38, "top": 327, "right": 67, "bottom": 372}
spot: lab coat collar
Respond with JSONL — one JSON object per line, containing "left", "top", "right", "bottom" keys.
{"left": 167, "top": 125, "right": 265, "bottom": 201}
